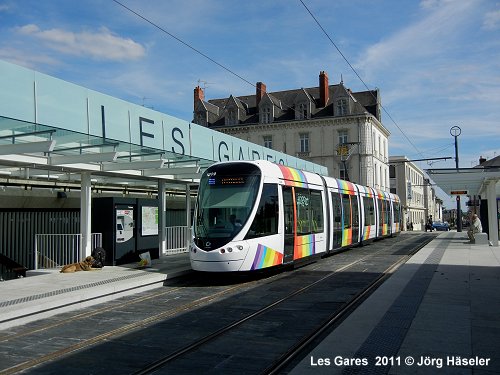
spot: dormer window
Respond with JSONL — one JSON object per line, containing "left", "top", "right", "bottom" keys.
{"left": 226, "top": 108, "right": 238, "bottom": 126}
{"left": 261, "top": 106, "right": 272, "bottom": 124}
{"left": 336, "top": 98, "right": 349, "bottom": 116}
{"left": 296, "top": 103, "right": 309, "bottom": 120}
{"left": 195, "top": 112, "right": 206, "bottom": 126}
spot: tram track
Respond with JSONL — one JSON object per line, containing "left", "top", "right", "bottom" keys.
{"left": 0, "top": 276, "right": 272, "bottom": 375}
{"left": 132, "top": 233, "right": 436, "bottom": 375}
{"left": 264, "top": 233, "right": 434, "bottom": 374}
{"left": 0, "top": 233, "right": 435, "bottom": 375}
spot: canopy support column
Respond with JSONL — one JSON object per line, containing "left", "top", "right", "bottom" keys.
{"left": 158, "top": 180, "right": 167, "bottom": 255}
{"left": 486, "top": 179, "right": 499, "bottom": 247}
{"left": 186, "top": 184, "right": 191, "bottom": 250}
{"left": 80, "top": 172, "right": 92, "bottom": 257}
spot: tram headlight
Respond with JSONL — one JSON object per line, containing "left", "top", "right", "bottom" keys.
{"left": 219, "top": 244, "right": 244, "bottom": 254}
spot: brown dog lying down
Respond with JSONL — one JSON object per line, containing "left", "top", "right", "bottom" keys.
{"left": 60, "top": 256, "right": 99, "bottom": 273}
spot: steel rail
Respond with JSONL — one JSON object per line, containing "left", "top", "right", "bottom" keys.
{"left": 263, "top": 235, "right": 435, "bottom": 374}
{"left": 132, "top": 235, "right": 428, "bottom": 375}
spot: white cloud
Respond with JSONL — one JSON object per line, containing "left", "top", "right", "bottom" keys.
{"left": 483, "top": 9, "right": 500, "bottom": 30}
{"left": 0, "top": 47, "right": 61, "bottom": 68}
{"left": 419, "top": 0, "right": 455, "bottom": 10}
{"left": 16, "top": 24, "right": 146, "bottom": 61}
{"left": 359, "top": 1, "right": 478, "bottom": 78}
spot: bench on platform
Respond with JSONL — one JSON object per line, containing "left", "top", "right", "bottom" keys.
{"left": 474, "top": 232, "right": 489, "bottom": 245}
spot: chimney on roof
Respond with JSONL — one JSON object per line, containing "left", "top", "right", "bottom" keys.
{"left": 256, "top": 82, "right": 266, "bottom": 107}
{"left": 479, "top": 156, "right": 487, "bottom": 165}
{"left": 194, "top": 86, "right": 204, "bottom": 108}
{"left": 319, "top": 71, "right": 329, "bottom": 107}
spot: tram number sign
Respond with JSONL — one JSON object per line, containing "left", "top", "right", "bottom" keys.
{"left": 450, "top": 190, "right": 468, "bottom": 195}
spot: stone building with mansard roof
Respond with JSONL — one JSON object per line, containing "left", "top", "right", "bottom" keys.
{"left": 192, "top": 71, "right": 391, "bottom": 190}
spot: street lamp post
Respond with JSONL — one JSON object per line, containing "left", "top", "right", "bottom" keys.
{"left": 450, "top": 126, "right": 462, "bottom": 232}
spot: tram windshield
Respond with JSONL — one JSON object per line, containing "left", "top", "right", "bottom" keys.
{"left": 194, "top": 163, "right": 261, "bottom": 250}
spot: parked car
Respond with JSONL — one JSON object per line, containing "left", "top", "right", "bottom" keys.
{"left": 432, "top": 221, "right": 450, "bottom": 231}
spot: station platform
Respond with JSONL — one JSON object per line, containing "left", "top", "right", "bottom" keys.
{"left": 0, "top": 252, "right": 192, "bottom": 331}
{"left": 290, "top": 231, "right": 500, "bottom": 374}
{"left": 0, "top": 232, "right": 499, "bottom": 374}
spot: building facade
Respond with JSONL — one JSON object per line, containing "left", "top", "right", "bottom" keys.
{"left": 193, "top": 71, "right": 391, "bottom": 189}
{"left": 390, "top": 156, "right": 443, "bottom": 231}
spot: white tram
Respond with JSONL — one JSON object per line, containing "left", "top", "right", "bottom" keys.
{"left": 190, "top": 160, "right": 402, "bottom": 272}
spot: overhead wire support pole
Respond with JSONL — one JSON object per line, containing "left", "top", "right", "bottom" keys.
{"left": 450, "top": 126, "right": 462, "bottom": 232}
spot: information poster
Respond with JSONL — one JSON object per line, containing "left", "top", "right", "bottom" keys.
{"left": 141, "top": 206, "right": 159, "bottom": 236}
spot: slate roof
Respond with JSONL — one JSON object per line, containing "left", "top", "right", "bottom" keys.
{"left": 195, "top": 81, "right": 380, "bottom": 128}
{"left": 476, "top": 155, "right": 500, "bottom": 168}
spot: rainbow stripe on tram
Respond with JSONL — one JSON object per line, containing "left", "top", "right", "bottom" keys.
{"left": 294, "top": 234, "right": 316, "bottom": 259}
{"left": 359, "top": 186, "right": 374, "bottom": 241}
{"left": 336, "top": 179, "right": 356, "bottom": 194}
{"left": 362, "top": 226, "right": 371, "bottom": 241}
{"left": 360, "top": 185, "right": 374, "bottom": 197}
{"left": 278, "top": 165, "right": 309, "bottom": 187}
{"left": 251, "top": 244, "right": 284, "bottom": 270}
{"left": 342, "top": 228, "right": 352, "bottom": 247}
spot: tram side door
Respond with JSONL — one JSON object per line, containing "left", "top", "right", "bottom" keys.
{"left": 282, "top": 186, "right": 295, "bottom": 264}
{"left": 331, "top": 192, "right": 343, "bottom": 249}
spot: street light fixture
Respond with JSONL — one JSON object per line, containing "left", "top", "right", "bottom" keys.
{"left": 450, "top": 126, "right": 462, "bottom": 232}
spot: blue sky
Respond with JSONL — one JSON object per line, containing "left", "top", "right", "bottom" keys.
{"left": 0, "top": 0, "right": 499, "bottom": 205}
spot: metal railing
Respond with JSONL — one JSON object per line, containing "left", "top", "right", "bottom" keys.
{"left": 163, "top": 226, "right": 191, "bottom": 255}
{"left": 34, "top": 227, "right": 190, "bottom": 269}
{"left": 34, "top": 233, "right": 102, "bottom": 270}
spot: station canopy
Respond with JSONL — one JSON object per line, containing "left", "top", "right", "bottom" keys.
{"left": 0, "top": 60, "right": 328, "bottom": 194}
{"left": 0, "top": 115, "right": 214, "bottom": 193}
{"left": 426, "top": 167, "right": 500, "bottom": 197}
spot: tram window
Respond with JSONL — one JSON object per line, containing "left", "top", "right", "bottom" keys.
{"left": 283, "top": 187, "right": 294, "bottom": 235}
{"left": 378, "top": 199, "right": 384, "bottom": 226}
{"left": 363, "top": 197, "right": 375, "bottom": 226}
{"left": 342, "top": 194, "right": 351, "bottom": 229}
{"left": 332, "top": 193, "right": 342, "bottom": 225}
{"left": 246, "top": 184, "right": 278, "bottom": 239}
{"left": 393, "top": 202, "right": 401, "bottom": 224}
{"left": 351, "top": 195, "right": 359, "bottom": 229}
{"left": 385, "top": 200, "right": 390, "bottom": 224}
{"left": 296, "top": 188, "right": 311, "bottom": 235}
{"left": 310, "top": 190, "right": 324, "bottom": 233}
{"left": 331, "top": 192, "right": 343, "bottom": 247}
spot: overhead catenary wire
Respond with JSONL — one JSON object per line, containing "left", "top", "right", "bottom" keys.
{"left": 299, "top": 0, "right": 424, "bottom": 159}
{"left": 112, "top": 0, "right": 312, "bottom": 120}
{"left": 111, "top": 0, "right": 255, "bottom": 89}
{"left": 114, "top": 0, "right": 426, "bottom": 161}
{"left": 111, "top": 0, "right": 391, "bottom": 127}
